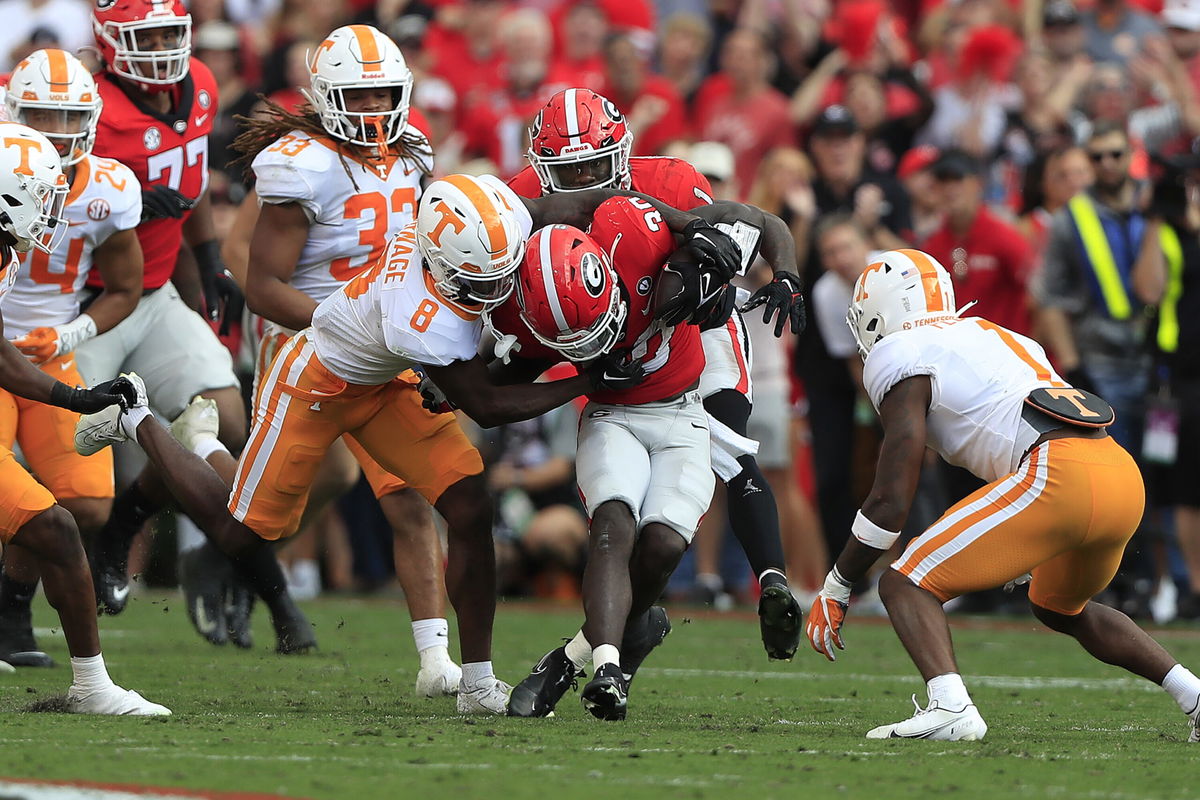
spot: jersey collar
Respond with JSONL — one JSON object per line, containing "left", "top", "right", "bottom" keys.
{"left": 102, "top": 69, "right": 195, "bottom": 130}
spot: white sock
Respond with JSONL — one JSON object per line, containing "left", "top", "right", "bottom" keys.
{"left": 176, "top": 515, "right": 207, "bottom": 554}
{"left": 927, "top": 673, "right": 972, "bottom": 711}
{"left": 460, "top": 660, "right": 493, "bottom": 688}
{"left": 120, "top": 406, "right": 153, "bottom": 442}
{"left": 70, "top": 653, "right": 115, "bottom": 692}
{"left": 193, "top": 437, "right": 228, "bottom": 462}
{"left": 592, "top": 643, "right": 620, "bottom": 670}
{"left": 412, "top": 618, "right": 450, "bottom": 655}
{"left": 1163, "top": 664, "right": 1200, "bottom": 715}
{"left": 564, "top": 630, "right": 591, "bottom": 669}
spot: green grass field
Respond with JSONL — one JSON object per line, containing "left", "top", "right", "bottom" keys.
{"left": 0, "top": 593, "right": 1196, "bottom": 800}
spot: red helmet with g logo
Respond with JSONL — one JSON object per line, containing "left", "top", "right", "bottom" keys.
{"left": 93, "top": 0, "right": 192, "bottom": 92}
{"left": 515, "top": 224, "right": 627, "bottom": 362}
{"left": 527, "top": 88, "right": 632, "bottom": 195}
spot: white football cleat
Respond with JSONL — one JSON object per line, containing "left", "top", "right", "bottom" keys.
{"left": 865, "top": 696, "right": 988, "bottom": 741}
{"left": 74, "top": 404, "right": 126, "bottom": 456}
{"left": 67, "top": 683, "right": 172, "bottom": 716}
{"left": 416, "top": 657, "right": 462, "bottom": 697}
{"left": 169, "top": 395, "right": 220, "bottom": 452}
{"left": 456, "top": 678, "right": 511, "bottom": 715}
{"left": 1188, "top": 701, "right": 1199, "bottom": 743}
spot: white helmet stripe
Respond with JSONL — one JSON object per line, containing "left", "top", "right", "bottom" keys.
{"left": 564, "top": 87, "right": 581, "bottom": 147}
{"left": 540, "top": 228, "right": 570, "bottom": 334}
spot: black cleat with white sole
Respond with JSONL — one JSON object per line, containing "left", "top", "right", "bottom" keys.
{"left": 581, "top": 662, "right": 629, "bottom": 721}
{"left": 507, "top": 645, "right": 582, "bottom": 717}
{"left": 179, "top": 542, "right": 231, "bottom": 646}
{"left": 619, "top": 605, "right": 671, "bottom": 684}
{"left": 757, "top": 583, "right": 802, "bottom": 661}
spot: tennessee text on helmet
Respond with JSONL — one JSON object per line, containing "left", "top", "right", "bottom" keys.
{"left": 847, "top": 248, "right": 962, "bottom": 357}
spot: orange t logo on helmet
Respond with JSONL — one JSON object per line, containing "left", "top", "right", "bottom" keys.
{"left": 2, "top": 137, "right": 40, "bottom": 176}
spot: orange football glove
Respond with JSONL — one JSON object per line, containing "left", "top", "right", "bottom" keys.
{"left": 806, "top": 568, "right": 852, "bottom": 662}
{"left": 12, "top": 327, "right": 60, "bottom": 365}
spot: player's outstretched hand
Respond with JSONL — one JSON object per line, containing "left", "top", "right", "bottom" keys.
{"left": 741, "top": 272, "right": 807, "bottom": 336}
{"left": 681, "top": 218, "right": 742, "bottom": 282}
{"left": 140, "top": 185, "right": 193, "bottom": 222}
{"left": 806, "top": 568, "right": 852, "bottom": 662}
{"left": 589, "top": 351, "right": 646, "bottom": 392}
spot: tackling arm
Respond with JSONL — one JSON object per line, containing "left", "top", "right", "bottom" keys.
{"left": 425, "top": 355, "right": 594, "bottom": 428}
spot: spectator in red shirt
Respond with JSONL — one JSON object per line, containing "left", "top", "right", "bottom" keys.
{"left": 547, "top": 1, "right": 607, "bottom": 89}
{"left": 921, "top": 149, "right": 1036, "bottom": 336}
{"left": 693, "top": 28, "right": 797, "bottom": 196}
{"left": 459, "top": 7, "right": 559, "bottom": 177}
{"left": 425, "top": 0, "right": 508, "bottom": 108}
{"left": 600, "top": 31, "right": 688, "bottom": 158}
{"left": 657, "top": 13, "right": 713, "bottom": 107}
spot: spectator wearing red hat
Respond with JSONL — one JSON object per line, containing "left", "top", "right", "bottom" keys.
{"left": 921, "top": 149, "right": 1036, "bottom": 336}
{"left": 897, "top": 145, "right": 942, "bottom": 242}
{"left": 601, "top": 30, "right": 689, "bottom": 158}
{"left": 693, "top": 28, "right": 798, "bottom": 196}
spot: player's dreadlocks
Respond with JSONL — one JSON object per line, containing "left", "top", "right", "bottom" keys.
{"left": 230, "top": 96, "right": 433, "bottom": 190}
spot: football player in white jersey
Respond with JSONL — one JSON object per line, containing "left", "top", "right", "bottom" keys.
{"left": 0, "top": 49, "right": 143, "bottom": 668}
{"left": 234, "top": 24, "right": 457, "bottom": 693}
{"left": 0, "top": 122, "right": 166, "bottom": 714}
{"left": 75, "top": 173, "right": 688, "bottom": 713}
{"left": 805, "top": 249, "right": 1200, "bottom": 743}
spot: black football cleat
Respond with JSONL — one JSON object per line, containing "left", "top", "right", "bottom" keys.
{"left": 619, "top": 605, "right": 671, "bottom": 685}
{"left": 758, "top": 583, "right": 802, "bottom": 661}
{"left": 225, "top": 576, "right": 256, "bottom": 650}
{"left": 581, "top": 662, "right": 629, "bottom": 721}
{"left": 0, "top": 608, "right": 53, "bottom": 668}
{"left": 179, "top": 542, "right": 230, "bottom": 646}
{"left": 271, "top": 593, "right": 317, "bottom": 654}
{"left": 91, "top": 535, "right": 134, "bottom": 616}
{"left": 507, "top": 646, "right": 582, "bottom": 717}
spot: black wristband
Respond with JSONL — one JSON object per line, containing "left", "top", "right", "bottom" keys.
{"left": 49, "top": 381, "right": 84, "bottom": 411}
{"left": 193, "top": 239, "right": 221, "bottom": 275}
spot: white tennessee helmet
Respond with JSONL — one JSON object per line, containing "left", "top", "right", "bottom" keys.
{"left": 847, "top": 249, "right": 962, "bottom": 357}
{"left": 416, "top": 174, "right": 527, "bottom": 313}
{"left": 0, "top": 122, "right": 69, "bottom": 254}
{"left": 304, "top": 24, "right": 413, "bottom": 149}
{"left": 5, "top": 49, "right": 103, "bottom": 168}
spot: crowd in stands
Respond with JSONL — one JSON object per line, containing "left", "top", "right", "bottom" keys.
{"left": 5, "top": 0, "right": 1198, "bottom": 622}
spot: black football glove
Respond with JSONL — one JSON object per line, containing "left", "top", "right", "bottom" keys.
{"left": 194, "top": 240, "right": 245, "bottom": 335}
{"left": 588, "top": 351, "right": 647, "bottom": 393}
{"left": 419, "top": 374, "right": 457, "bottom": 414}
{"left": 741, "top": 271, "right": 807, "bottom": 337}
{"left": 141, "top": 184, "right": 193, "bottom": 222}
{"left": 50, "top": 376, "right": 138, "bottom": 413}
{"left": 682, "top": 218, "right": 742, "bottom": 283}
{"left": 694, "top": 283, "right": 738, "bottom": 331}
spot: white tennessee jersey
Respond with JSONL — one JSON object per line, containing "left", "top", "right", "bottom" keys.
{"left": 252, "top": 127, "right": 431, "bottom": 303}
{"left": 310, "top": 223, "right": 482, "bottom": 385}
{"left": 863, "top": 316, "right": 1065, "bottom": 482}
{"left": 6, "top": 154, "right": 141, "bottom": 339}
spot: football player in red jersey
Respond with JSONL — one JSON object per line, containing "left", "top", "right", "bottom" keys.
{"left": 79, "top": 0, "right": 263, "bottom": 642}
{"left": 509, "top": 88, "right": 809, "bottom": 664}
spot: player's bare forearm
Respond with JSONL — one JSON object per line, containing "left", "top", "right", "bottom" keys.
{"left": 0, "top": 332, "right": 61, "bottom": 405}
{"left": 487, "top": 355, "right": 555, "bottom": 386}
{"left": 245, "top": 272, "right": 318, "bottom": 332}
{"left": 834, "top": 376, "right": 931, "bottom": 583}
{"left": 524, "top": 189, "right": 697, "bottom": 232}
{"left": 88, "top": 228, "right": 143, "bottom": 334}
{"left": 427, "top": 356, "right": 591, "bottom": 428}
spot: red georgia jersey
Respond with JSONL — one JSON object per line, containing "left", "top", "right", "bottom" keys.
{"left": 495, "top": 196, "right": 704, "bottom": 405}
{"left": 90, "top": 57, "right": 217, "bottom": 290}
{"left": 508, "top": 156, "right": 715, "bottom": 211}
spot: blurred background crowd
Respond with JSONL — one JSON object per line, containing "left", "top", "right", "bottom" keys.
{"left": 7, "top": 0, "right": 1199, "bottom": 623}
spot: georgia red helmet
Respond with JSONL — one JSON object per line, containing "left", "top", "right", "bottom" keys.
{"left": 527, "top": 88, "right": 632, "bottom": 195}
{"left": 515, "top": 224, "right": 627, "bottom": 362}
{"left": 93, "top": 0, "right": 192, "bottom": 92}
